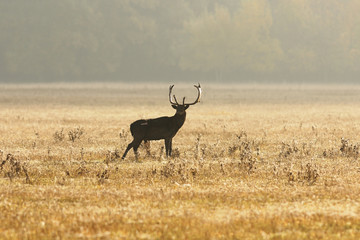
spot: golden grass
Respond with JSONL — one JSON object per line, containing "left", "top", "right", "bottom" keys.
{"left": 0, "top": 83, "right": 360, "bottom": 239}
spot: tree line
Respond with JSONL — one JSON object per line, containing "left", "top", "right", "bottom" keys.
{"left": 1, "top": 0, "right": 359, "bottom": 82}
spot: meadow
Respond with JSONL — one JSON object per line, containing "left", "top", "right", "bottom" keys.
{"left": 0, "top": 83, "right": 360, "bottom": 239}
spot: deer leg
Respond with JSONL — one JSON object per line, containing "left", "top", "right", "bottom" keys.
{"left": 122, "top": 140, "right": 134, "bottom": 160}
{"left": 144, "top": 140, "right": 151, "bottom": 157}
{"left": 132, "top": 139, "right": 143, "bottom": 161}
{"left": 165, "top": 139, "right": 170, "bottom": 157}
{"left": 169, "top": 139, "right": 173, "bottom": 157}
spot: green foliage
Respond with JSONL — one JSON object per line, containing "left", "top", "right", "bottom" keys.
{"left": 178, "top": 1, "right": 283, "bottom": 76}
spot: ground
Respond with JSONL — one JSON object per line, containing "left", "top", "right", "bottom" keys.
{"left": 0, "top": 83, "right": 360, "bottom": 239}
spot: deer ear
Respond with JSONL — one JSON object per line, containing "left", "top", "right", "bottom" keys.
{"left": 184, "top": 105, "right": 190, "bottom": 110}
{"left": 171, "top": 105, "right": 178, "bottom": 110}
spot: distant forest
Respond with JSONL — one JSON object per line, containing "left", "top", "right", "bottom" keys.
{"left": 1, "top": 0, "right": 360, "bottom": 83}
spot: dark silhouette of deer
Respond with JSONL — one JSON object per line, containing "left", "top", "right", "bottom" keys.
{"left": 121, "top": 84, "right": 202, "bottom": 160}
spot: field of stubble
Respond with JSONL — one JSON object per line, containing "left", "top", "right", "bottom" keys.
{"left": 0, "top": 83, "right": 360, "bottom": 239}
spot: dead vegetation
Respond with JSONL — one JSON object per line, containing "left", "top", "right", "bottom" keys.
{"left": 0, "top": 84, "right": 360, "bottom": 239}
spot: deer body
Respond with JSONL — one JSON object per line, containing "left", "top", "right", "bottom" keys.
{"left": 121, "top": 84, "right": 201, "bottom": 160}
{"left": 131, "top": 113, "right": 186, "bottom": 141}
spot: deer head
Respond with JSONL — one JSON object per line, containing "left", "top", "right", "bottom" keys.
{"left": 169, "top": 84, "right": 202, "bottom": 115}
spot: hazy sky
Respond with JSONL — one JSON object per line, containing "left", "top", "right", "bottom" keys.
{"left": 1, "top": 0, "right": 359, "bottom": 83}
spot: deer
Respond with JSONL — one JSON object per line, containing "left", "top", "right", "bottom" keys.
{"left": 121, "top": 84, "right": 202, "bottom": 160}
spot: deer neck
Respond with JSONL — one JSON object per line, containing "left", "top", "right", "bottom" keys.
{"left": 172, "top": 112, "right": 186, "bottom": 128}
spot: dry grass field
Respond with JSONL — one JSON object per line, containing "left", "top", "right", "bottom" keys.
{"left": 0, "top": 83, "right": 360, "bottom": 239}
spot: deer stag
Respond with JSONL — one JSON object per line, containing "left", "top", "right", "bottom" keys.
{"left": 121, "top": 84, "right": 202, "bottom": 160}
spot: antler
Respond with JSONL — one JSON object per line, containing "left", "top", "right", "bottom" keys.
{"left": 169, "top": 85, "right": 178, "bottom": 105}
{"left": 169, "top": 84, "right": 202, "bottom": 106}
{"left": 185, "top": 83, "right": 202, "bottom": 105}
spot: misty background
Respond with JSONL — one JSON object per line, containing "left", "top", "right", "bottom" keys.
{"left": 1, "top": 0, "right": 359, "bottom": 83}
